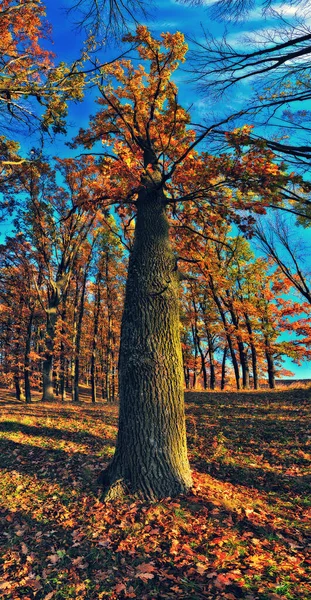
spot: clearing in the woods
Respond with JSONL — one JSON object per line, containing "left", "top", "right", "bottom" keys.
{"left": 0, "top": 387, "right": 310, "bottom": 600}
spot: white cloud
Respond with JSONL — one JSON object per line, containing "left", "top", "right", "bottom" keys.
{"left": 150, "top": 20, "right": 181, "bottom": 30}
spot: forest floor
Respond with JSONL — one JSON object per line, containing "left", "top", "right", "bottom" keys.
{"left": 0, "top": 387, "right": 310, "bottom": 600}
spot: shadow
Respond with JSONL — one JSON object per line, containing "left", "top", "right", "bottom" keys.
{"left": 0, "top": 493, "right": 306, "bottom": 600}
{"left": 185, "top": 387, "right": 311, "bottom": 405}
{"left": 0, "top": 404, "right": 119, "bottom": 426}
{"left": 185, "top": 390, "right": 311, "bottom": 499}
{"left": 196, "top": 460, "right": 311, "bottom": 496}
{"left": 0, "top": 506, "right": 125, "bottom": 598}
{"left": 0, "top": 421, "right": 106, "bottom": 448}
{"left": 0, "top": 438, "right": 114, "bottom": 490}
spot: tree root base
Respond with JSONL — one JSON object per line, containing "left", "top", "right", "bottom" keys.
{"left": 97, "top": 467, "right": 129, "bottom": 501}
{"left": 101, "top": 478, "right": 128, "bottom": 501}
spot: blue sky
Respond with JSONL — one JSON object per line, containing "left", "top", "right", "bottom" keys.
{"left": 4, "top": 0, "right": 311, "bottom": 379}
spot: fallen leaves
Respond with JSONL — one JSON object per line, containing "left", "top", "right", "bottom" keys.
{"left": 135, "top": 561, "right": 156, "bottom": 581}
{"left": 0, "top": 390, "right": 310, "bottom": 599}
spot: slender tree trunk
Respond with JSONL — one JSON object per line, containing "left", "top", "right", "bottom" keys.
{"left": 98, "top": 182, "right": 192, "bottom": 500}
{"left": 71, "top": 282, "right": 79, "bottom": 401}
{"left": 13, "top": 318, "right": 25, "bottom": 401}
{"left": 190, "top": 323, "right": 198, "bottom": 389}
{"left": 24, "top": 307, "right": 34, "bottom": 404}
{"left": 265, "top": 339, "right": 276, "bottom": 389}
{"left": 221, "top": 345, "right": 228, "bottom": 390}
{"left": 91, "top": 272, "right": 101, "bottom": 403}
{"left": 209, "top": 282, "right": 240, "bottom": 389}
{"left": 197, "top": 334, "right": 207, "bottom": 389}
{"left": 244, "top": 312, "right": 259, "bottom": 390}
{"left": 73, "top": 261, "right": 90, "bottom": 403}
{"left": 42, "top": 317, "right": 56, "bottom": 401}
{"left": 42, "top": 303, "right": 57, "bottom": 402}
{"left": 202, "top": 316, "right": 216, "bottom": 390}
{"left": 238, "top": 340, "right": 250, "bottom": 389}
{"left": 59, "top": 298, "right": 68, "bottom": 402}
{"left": 225, "top": 297, "right": 250, "bottom": 390}
{"left": 105, "top": 254, "right": 114, "bottom": 402}
{"left": 207, "top": 332, "right": 216, "bottom": 390}
{"left": 14, "top": 374, "right": 23, "bottom": 401}
{"left": 192, "top": 299, "right": 207, "bottom": 390}
{"left": 111, "top": 357, "right": 116, "bottom": 402}
{"left": 182, "top": 348, "right": 190, "bottom": 389}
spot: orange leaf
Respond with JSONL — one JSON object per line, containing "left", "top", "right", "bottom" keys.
{"left": 115, "top": 583, "right": 126, "bottom": 593}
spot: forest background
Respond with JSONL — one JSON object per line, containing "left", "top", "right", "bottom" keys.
{"left": 1, "top": 0, "right": 311, "bottom": 405}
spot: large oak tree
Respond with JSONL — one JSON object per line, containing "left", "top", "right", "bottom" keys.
{"left": 74, "top": 26, "right": 290, "bottom": 499}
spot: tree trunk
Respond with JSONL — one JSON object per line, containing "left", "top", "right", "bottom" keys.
{"left": 202, "top": 313, "right": 216, "bottom": 390}
{"left": 265, "top": 339, "right": 276, "bottom": 389}
{"left": 207, "top": 332, "right": 216, "bottom": 390}
{"left": 91, "top": 272, "right": 101, "bottom": 403}
{"left": 225, "top": 296, "right": 250, "bottom": 390}
{"left": 244, "top": 312, "right": 259, "bottom": 390}
{"left": 209, "top": 281, "right": 240, "bottom": 389}
{"left": 73, "top": 261, "right": 90, "bottom": 403}
{"left": 98, "top": 183, "right": 192, "bottom": 500}
{"left": 24, "top": 307, "right": 34, "bottom": 404}
{"left": 238, "top": 339, "right": 250, "bottom": 390}
{"left": 13, "top": 318, "right": 25, "bottom": 401}
{"left": 59, "top": 299, "right": 68, "bottom": 402}
{"left": 71, "top": 282, "right": 79, "bottom": 401}
{"left": 42, "top": 303, "right": 57, "bottom": 402}
{"left": 192, "top": 299, "right": 207, "bottom": 389}
{"left": 221, "top": 345, "right": 228, "bottom": 390}
{"left": 14, "top": 374, "right": 23, "bottom": 402}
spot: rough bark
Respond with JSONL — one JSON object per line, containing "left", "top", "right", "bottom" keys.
{"left": 98, "top": 177, "right": 192, "bottom": 500}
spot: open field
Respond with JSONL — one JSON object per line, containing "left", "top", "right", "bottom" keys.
{"left": 0, "top": 388, "right": 310, "bottom": 600}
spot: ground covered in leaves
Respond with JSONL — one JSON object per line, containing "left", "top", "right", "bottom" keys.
{"left": 0, "top": 387, "right": 310, "bottom": 600}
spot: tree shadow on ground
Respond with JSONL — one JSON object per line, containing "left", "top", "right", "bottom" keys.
{"left": 0, "top": 438, "right": 114, "bottom": 490}
{"left": 0, "top": 404, "right": 119, "bottom": 428}
{"left": 185, "top": 387, "right": 311, "bottom": 405}
{"left": 0, "top": 421, "right": 108, "bottom": 448}
{"left": 193, "top": 457, "right": 311, "bottom": 497}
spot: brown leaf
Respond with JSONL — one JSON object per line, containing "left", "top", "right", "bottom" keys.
{"left": 47, "top": 554, "right": 59, "bottom": 565}
{"left": 21, "top": 542, "right": 28, "bottom": 555}
{"left": 135, "top": 562, "right": 156, "bottom": 573}
{"left": 115, "top": 583, "right": 126, "bottom": 593}
{"left": 136, "top": 572, "right": 154, "bottom": 581}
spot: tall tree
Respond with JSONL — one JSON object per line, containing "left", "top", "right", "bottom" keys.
{"left": 73, "top": 26, "right": 289, "bottom": 499}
